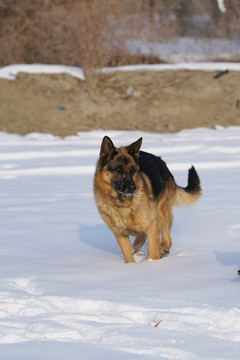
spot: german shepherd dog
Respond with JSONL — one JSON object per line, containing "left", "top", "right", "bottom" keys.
{"left": 94, "top": 136, "right": 201, "bottom": 263}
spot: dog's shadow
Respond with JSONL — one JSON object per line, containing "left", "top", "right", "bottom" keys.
{"left": 79, "top": 224, "right": 148, "bottom": 262}
{"left": 215, "top": 251, "right": 240, "bottom": 282}
{"left": 79, "top": 224, "right": 120, "bottom": 256}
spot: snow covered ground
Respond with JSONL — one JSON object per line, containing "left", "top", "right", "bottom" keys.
{"left": 126, "top": 37, "right": 240, "bottom": 63}
{"left": 0, "top": 126, "right": 240, "bottom": 359}
{"left": 1, "top": 62, "right": 240, "bottom": 81}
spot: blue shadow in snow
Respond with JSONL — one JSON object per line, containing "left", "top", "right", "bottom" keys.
{"left": 215, "top": 251, "right": 240, "bottom": 282}
{"left": 79, "top": 224, "right": 120, "bottom": 256}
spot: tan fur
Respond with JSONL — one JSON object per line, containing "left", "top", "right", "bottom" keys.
{"left": 175, "top": 186, "right": 201, "bottom": 207}
{"left": 94, "top": 138, "right": 201, "bottom": 263}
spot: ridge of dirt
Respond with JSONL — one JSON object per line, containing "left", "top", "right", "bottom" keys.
{"left": 0, "top": 70, "right": 240, "bottom": 137}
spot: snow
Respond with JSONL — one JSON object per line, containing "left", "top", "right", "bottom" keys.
{"left": 217, "top": 0, "right": 227, "bottom": 13}
{"left": 126, "top": 37, "right": 240, "bottom": 63}
{"left": 0, "top": 61, "right": 240, "bottom": 358}
{"left": 0, "top": 126, "right": 240, "bottom": 359}
{"left": 0, "top": 64, "right": 85, "bottom": 81}
{"left": 1, "top": 61, "right": 240, "bottom": 81}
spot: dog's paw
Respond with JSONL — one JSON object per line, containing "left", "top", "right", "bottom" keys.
{"left": 159, "top": 247, "right": 169, "bottom": 258}
{"left": 133, "top": 250, "right": 148, "bottom": 263}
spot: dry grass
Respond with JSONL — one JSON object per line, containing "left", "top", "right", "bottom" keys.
{"left": 0, "top": 0, "right": 240, "bottom": 88}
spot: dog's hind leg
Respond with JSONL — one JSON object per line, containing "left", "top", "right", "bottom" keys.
{"left": 115, "top": 235, "right": 135, "bottom": 263}
{"left": 147, "top": 219, "right": 161, "bottom": 260}
{"left": 132, "top": 232, "right": 147, "bottom": 254}
{"left": 159, "top": 207, "right": 173, "bottom": 257}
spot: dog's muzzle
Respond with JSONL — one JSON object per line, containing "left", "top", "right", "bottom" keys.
{"left": 112, "top": 177, "right": 136, "bottom": 197}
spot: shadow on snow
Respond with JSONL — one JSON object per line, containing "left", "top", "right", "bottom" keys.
{"left": 215, "top": 251, "right": 240, "bottom": 282}
{"left": 79, "top": 224, "right": 120, "bottom": 256}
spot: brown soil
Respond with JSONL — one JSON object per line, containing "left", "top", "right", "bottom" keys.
{"left": 0, "top": 69, "right": 240, "bottom": 136}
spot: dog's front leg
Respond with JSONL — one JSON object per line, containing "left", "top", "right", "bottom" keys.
{"left": 115, "top": 234, "right": 135, "bottom": 263}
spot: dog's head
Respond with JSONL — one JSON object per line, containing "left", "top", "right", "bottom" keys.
{"left": 98, "top": 136, "right": 142, "bottom": 197}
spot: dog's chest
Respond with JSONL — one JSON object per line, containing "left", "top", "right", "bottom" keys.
{"left": 106, "top": 196, "right": 155, "bottom": 233}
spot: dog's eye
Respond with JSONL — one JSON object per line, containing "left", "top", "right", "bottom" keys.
{"left": 115, "top": 166, "right": 123, "bottom": 174}
{"left": 130, "top": 166, "right": 136, "bottom": 175}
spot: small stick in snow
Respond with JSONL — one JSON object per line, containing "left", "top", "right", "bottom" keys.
{"left": 154, "top": 320, "right": 163, "bottom": 327}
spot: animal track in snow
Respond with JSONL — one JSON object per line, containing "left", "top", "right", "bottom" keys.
{"left": 8, "top": 277, "right": 43, "bottom": 295}
{"left": 1, "top": 286, "right": 240, "bottom": 346}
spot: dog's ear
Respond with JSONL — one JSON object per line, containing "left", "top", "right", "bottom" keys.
{"left": 126, "top": 137, "right": 142, "bottom": 156}
{"left": 100, "top": 136, "right": 115, "bottom": 158}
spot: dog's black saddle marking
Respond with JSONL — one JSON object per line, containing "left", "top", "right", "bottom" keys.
{"left": 139, "top": 151, "right": 173, "bottom": 198}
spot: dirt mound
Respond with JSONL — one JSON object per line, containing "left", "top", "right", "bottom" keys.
{"left": 0, "top": 69, "right": 239, "bottom": 137}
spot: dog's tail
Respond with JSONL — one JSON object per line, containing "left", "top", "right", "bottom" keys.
{"left": 175, "top": 166, "right": 201, "bottom": 207}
